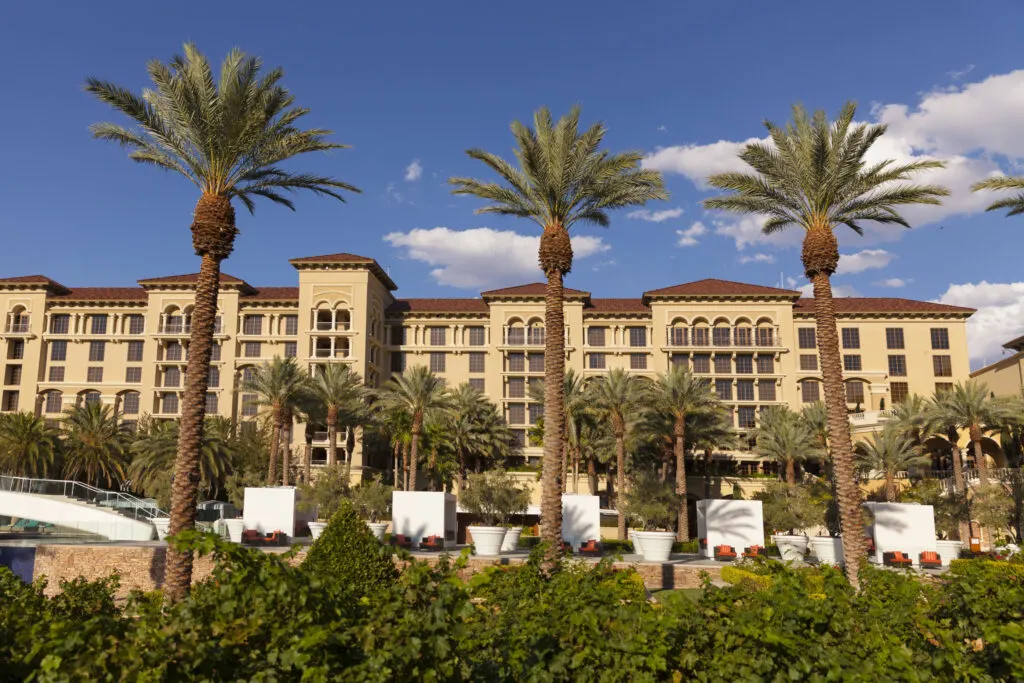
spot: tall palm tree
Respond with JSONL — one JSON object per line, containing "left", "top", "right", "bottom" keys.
{"left": 450, "top": 106, "right": 666, "bottom": 552}
{"left": 855, "top": 427, "right": 930, "bottom": 502}
{"left": 305, "top": 363, "right": 370, "bottom": 478}
{"left": 577, "top": 416, "right": 614, "bottom": 497}
{"left": 927, "top": 381, "right": 1017, "bottom": 486}
{"left": 889, "top": 394, "right": 934, "bottom": 446}
{"left": 60, "top": 403, "right": 127, "bottom": 489}
{"left": 242, "top": 357, "right": 310, "bottom": 486}
{"left": 686, "top": 408, "right": 739, "bottom": 499}
{"left": 643, "top": 366, "right": 718, "bottom": 541}
{"left": 376, "top": 366, "right": 452, "bottom": 491}
{"left": 528, "top": 368, "right": 588, "bottom": 492}
{"left": 129, "top": 418, "right": 235, "bottom": 500}
{"left": 86, "top": 44, "right": 358, "bottom": 601}
{"left": 447, "top": 383, "right": 515, "bottom": 492}
{"left": 754, "top": 406, "right": 823, "bottom": 487}
{"left": 0, "top": 412, "right": 59, "bottom": 478}
{"left": 971, "top": 175, "right": 1024, "bottom": 217}
{"left": 703, "top": 102, "right": 949, "bottom": 587}
{"left": 800, "top": 401, "right": 829, "bottom": 452}
{"left": 588, "top": 368, "right": 645, "bottom": 540}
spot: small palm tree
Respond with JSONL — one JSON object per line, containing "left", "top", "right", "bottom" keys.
{"left": 305, "top": 363, "right": 370, "bottom": 477}
{"left": 0, "top": 412, "right": 59, "bottom": 478}
{"left": 642, "top": 366, "right": 719, "bottom": 541}
{"left": 86, "top": 44, "right": 358, "bottom": 601}
{"left": 242, "top": 358, "right": 310, "bottom": 485}
{"left": 588, "top": 368, "right": 645, "bottom": 540}
{"left": 889, "top": 394, "right": 934, "bottom": 446}
{"left": 447, "top": 383, "right": 515, "bottom": 492}
{"left": 577, "top": 416, "right": 615, "bottom": 497}
{"left": 686, "top": 408, "right": 739, "bottom": 499}
{"left": 60, "top": 403, "right": 127, "bottom": 488}
{"left": 800, "top": 401, "right": 829, "bottom": 451}
{"left": 704, "top": 102, "right": 949, "bottom": 588}
{"left": 754, "top": 406, "right": 824, "bottom": 487}
{"left": 130, "top": 418, "right": 235, "bottom": 500}
{"left": 856, "top": 427, "right": 931, "bottom": 502}
{"left": 971, "top": 175, "right": 1024, "bottom": 217}
{"left": 927, "top": 381, "right": 1018, "bottom": 486}
{"left": 450, "top": 106, "right": 667, "bottom": 552}
{"left": 376, "top": 366, "right": 452, "bottom": 491}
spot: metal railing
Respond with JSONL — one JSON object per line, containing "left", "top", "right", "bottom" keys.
{"left": 0, "top": 475, "right": 167, "bottom": 521}
{"left": 5, "top": 322, "right": 30, "bottom": 333}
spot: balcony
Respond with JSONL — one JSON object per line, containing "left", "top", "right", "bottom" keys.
{"left": 312, "top": 348, "right": 351, "bottom": 359}
{"left": 4, "top": 322, "right": 30, "bottom": 334}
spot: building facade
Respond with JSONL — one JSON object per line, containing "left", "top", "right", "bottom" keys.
{"left": 970, "top": 334, "right": 1024, "bottom": 398}
{"left": 0, "top": 252, "right": 975, "bottom": 479}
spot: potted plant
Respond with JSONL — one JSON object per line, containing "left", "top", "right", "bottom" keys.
{"left": 755, "top": 482, "right": 825, "bottom": 562}
{"left": 350, "top": 475, "right": 393, "bottom": 541}
{"left": 623, "top": 472, "right": 680, "bottom": 562}
{"left": 461, "top": 469, "right": 529, "bottom": 556}
{"left": 297, "top": 464, "right": 350, "bottom": 540}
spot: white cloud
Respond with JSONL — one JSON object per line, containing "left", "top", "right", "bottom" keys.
{"left": 738, "top": 253, "right": 775, "bottom": 264}
{"left": 874, "top": 277, "right": 912, "bottom": 288}
{"left": 592, "top": 259, "right": 617, "bottom": 272}
{"left": 711, "top": 214, "right": 802, "bottom": 251}
{"left": 643, "top": 137, "right": 762, "bottom": 189}
{"left": 936, "top": 281, "right": 1024, "bottom": 367}
{"left": 835, "top": 249, "right": 895, "bottom": 275}
{"left": 947, "top": 64, "right": 975, "bottom": 81}
{"left": 627, "top": 206, "right": 684, "bottom": 222}
{"left": 656, "top": 125, "right": 668, "bottom": 132}
{"left": 383, "top": 227, "right": 610, "bottom": 289}
{"left": 795, "top": 282, "right": 862, "bottom": 298}
{"left": 404, "top": 159, "right": 423, "bottom": 182}
{"left": 675, "top": 221, "right": 708, "bottom": 247}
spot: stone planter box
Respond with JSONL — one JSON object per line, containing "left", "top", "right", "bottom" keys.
{"left": 366, "top": 521, "right": 388, "bottom": 541}
{"left": 500, "top": 527, "right": 522, "bottom": 552}
{"left": 468, "top": 526, "right": 506, "bottom": 556}
{"left": 771, "top": 534, "right": 809, "bottom": 563}
{"left": 935, "top": 539, "right": 963, "bottom": 566}
{"left": 633, "top": 531, "right": 676, "bottom": 562}
{"left": 308, "top": 521, "right": 327, "bottom": 540}
{"left": 810, "top": 536, "right": 844, "bottom": 566}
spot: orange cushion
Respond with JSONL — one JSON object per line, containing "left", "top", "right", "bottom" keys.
{"left": 921, "top": 551, "right": 938, "bottom": 561}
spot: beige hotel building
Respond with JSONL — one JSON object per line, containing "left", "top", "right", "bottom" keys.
{"left": 0, "top": 252, "right": 975, "bottom": 480}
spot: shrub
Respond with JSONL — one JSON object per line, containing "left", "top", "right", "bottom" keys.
{"left": 303, "top": 499, "right": 398, "bottom": 596}
{"left": 673, "top": 539, "right": 699, "bottom": 554}
{"left": 297, "top": 463, "right": 350, "bottom": 520}
{"left": 755, "top": 481, "right": 826, "bottom": 535}
{"left": 460, "top": 469, "right": 529, "bottom": 526}
{"left": 622, "top": 470, "right": 680, "bottom": 531}
{"left": 721, "top": 566, "right": 772, "bottom": 591}
{"left": 350, "top": 474, "right": 392, "bottom": 522}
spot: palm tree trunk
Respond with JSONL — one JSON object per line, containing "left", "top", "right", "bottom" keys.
{"left": 785, "top": 459, "right": 796, "bottom": 487}
{"left": 540, "top": 252, "right": 568, "bottom": 556}
{"left": 281, "top": 430, "right": 290, "bottom": 486}
{"left": 885, "top": 471, "right": 896, "bottom": 502}
{"left": 616, "top": 429, "right": 627, "bottom": 540}
{"left": 403, "top": 441, "right": 410, "bottom": 490}
{"left": 573, "top": 446, "right": 580, "bottom": 493}
{"left": 809, "top": 267, "right": 866, "bottom": 589}
{"left": 392, "top": 442, "right": 401, "bottom": 489}
{"left": 704, "top": 447, "right": 713, "bottom": 499}
{"left": 326, "top": 405, "right": 338, "bottom": 468}
{"left": 970, "top": 424, "right": 989, "bottom": 486}
{"left": 165, "top": 193, "right": 236, "bottom": 604}
{"left": 458, "top": 447, "right": 466, "bottom": 494}
{"left": 674, "top": 414, "right": 690, "bottom": 542}
{"left": 561, "top": 442, "right": 568, "bottom": 494}
{"left": 428, "top": 446, "right": 437, "bottom": 492}
{"left": 267, "top": 411, "right": 282, "bottom": 485}
{"left": 409, "top": 416, "right": 421, "bottom": 492}
{"left": 304, "top": 444, "right": 311, "bottom": 484}
{"left": 587, "top": 458, "right": 598, "bottom": 496}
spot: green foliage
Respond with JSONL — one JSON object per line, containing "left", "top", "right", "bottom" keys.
{"left": 623, "top": 470, "right": 680, "bottom": 530}
{"left": 904, "top": 478, "right": 971, "bottom": 539}
{"left": 0, "top": 411, "right": 59, "bottom": 478}
{"left": 973, "top": 483, "right": 1015, "bottom": 541}
{"left": 721, "top": 566, "right": 772, "bottom": 591}
{"left": 460, "top": 469, "right": 530, "bottom": 526}
{"left": 755, "top": 481, "right": 827, "bottom": 534}
{"left": 350, "top": 474, "right": 393, "bottom": 523}
{"left": 302, "top": 500, "right": 398, "bottom": 596}
{"left": 297, "top": 463, "right": 350, "bottom": 520}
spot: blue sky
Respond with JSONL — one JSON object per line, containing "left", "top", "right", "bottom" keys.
{"left": 2, "top": 1, "right": 1024, "bottom": 366}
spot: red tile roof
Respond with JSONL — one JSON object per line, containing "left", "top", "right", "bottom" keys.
{"left": 387, "top": 298, "right": 490, "bottom": 315}
{"left": 585, "top": 298, "right": 651, "bottom": 313}
{"left": 288, "top": 252, "right": 375, "bottom": 264}
{"left": 242, "top": 287, "right": 300, "bottom": 301}
{"left": 137, "top": 273, "right": 247, "bottom": 286}
{"left": 644, "top": 279, "right": 801, "bottom": 298}
{"left": 793, "top": 297, "right": 975, "bottom": 315}
{"left": 0, "top": 275, "right": 70, "bottom": 292}
{"left": 52, "top": 287, "right": 148, "bottom": 302}
{"left": 480, "top": 283, "right": 590, "bottom": 298}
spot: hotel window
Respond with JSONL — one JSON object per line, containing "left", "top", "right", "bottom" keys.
{"left": 48, "top": 366, "right": 64, "bottom": 382}
{"left": 390, "top": 352, "right": 405, "bottom": 373}
{"left": 210, "top": 343, "right": 221, "bottom": 361}
{"left": 165, "top": 314, "right": 184, "bottom": 333}
{"left": 713, "top": 355, "right": 731, "bottom": 374}
{"left": 712, "top": 327, "right": 731, "bottom": 347}
{"left": 125, "top": 367, "right": 142, "bottom": 383}
{"left": 469, "top": 352, "right": 486, "bottom": 373}
{"left": 628, "top": 327, "right": 647, "bottom": 347}
{"left": 244, "top": 342, "right": 261, "bottom": 358}
{"left": 284, "top": 342, "right": 297, "bottom": 358}
{"left": 390, "top": 325, "right": 407, "bottom": 345}
{"left": 242, "top": 367, "right": 256, "bottom": 384}
{"left": 890, "top": 381, "right": 909, "bottom": 404}
{"left": 507, "top": 353, "right": 525, "bottom": 372}
{"left": 0, "top": 391, "right": 18, "bottom": 411}
{"left": 511, "top": 429, "right": 526, "bottom": 447}
{"left": 45, "top": 392, "right": 63, "bottom": 414}
{"left": 801, "top": 381, "right": 820, "bottom": 403}
{"left": 668, "top": 327, "right": 688, "bottom": 346}
{"left": 86, "top": 367, "right": 103, "bottom": 383}
{"left": 88, "top": 341, "right": 105, "bottom": 362}
{"left": 127, "top": 315, "right": 145, "bottom": 335}
{"left": 693, "top": 327, "right": 709, "bottom": 346}
{"left": 282, "top": 315, "right": 298, "bottom": 336}
{"left": 161, "top": 393, "right": 179, "bottom": 414}
{"left": 528, "top": 353, "right": 544, "bottom": 372}
{"left": 242, "top": 315, "right": 263, "bottom": 335}
{"left": 758, "top": 380, "right": 776, "bottom": 401}
{"left": 508, "top": 404, "right": 526, "bottom": 425}
{"left": 692, "top": 354, "right": 711, "bottom": 374}
{"left": 843, "top": 355, "right": 862, "bottom": 372}
{"left": 429, "top": 352, "right": 446, "bottom": 373}
{"left": 529, "top": 378, "right": 543, "bottom": 397}
{"left": 841, "top": 328, "right": 860, "bottom": 349}
{"left": 8, "top": 340, "right": 24, "bottom": 360}
{"left": 933, "top": 355, "right": 952, "bottom": 377}
{"left": 737, "top": 406, "right": 756, "bottom": 429}
{"left": 798, "top": 328, "right": 816, "bottom": 349}
{"left": 205, "top": 393, "right": 219, "bottom": 414}
{"left": 4, "top": 365, "right": 21, "bottom": 385}
{"left": 208, "top": 366, "right": 220, "bottom": 388}
{"left": 429, "top": 327, "right": 447, "bottom": 346}
{"left": 886, "top": 328, "right": 905, "bottom": 349}
{"left": 756, "top": 355, "right": 775, "bottom": 374}
{"left": 888, "top": 355, "right": 907, "bottom": 377}
{"left": 507, "top": 377, "right": 525, "bottom": 398}
{"left": 468, "top": 327, "right": 486, "bottom": 346}
{"left": 587, "top": 326, "right": 607, "bottom": 347}
{"left": 50, "top": 314, "right": 70, "bottom": 334}
{"left": 736, "top": 379, "right": 755, "bottom": 401}
{"left": 630, "top": 353, "right": 648, "bottom": 370}
{"left": 527, "top": 325, "right": 545, "bottom": 346}
{"left": 588, "top": 353, "right": 606, "bottom": 370}
{"left": 529, "top": 403, "right": 544, "bottom": 424}
{"left": 166, "top": 342, "right": 183, "bottom": 361}
{"left": 935, "top": 382, "right": 954, "bottom": 394}
{"left": 671, "top": 354, "right": 688, "bottom": 369}
{"left": 846, "top": 380, "right": 865, "bottom": 404}
{"left": 127, "top": 341, "right": 144, "bottom": 362}
{"left": 756, "top": 327, "right": 774, "bottom": 347}
{"left": 83, "top": 391, "right": 101, "bottom": 405}
{"left": 734, "top": 327, "right": 751, "bottom": 347}
{"left": 90, "top": 315, "right": 108, "bottom": 335}
{"left": 715, "top": 379, "right": 732, "bottom": 401}
{"left": 50, "top": 340, "right": 67, "bottom": 362}
{"left": 507, "top": 327, "right": 525, "bottom": 345}
{"left": 930, "top": 328, "right": 950, "bottom": 350}
{"left": 164, "top": 367, "right": 181, "bottom": 388}
{"left": 213, "top": 317, "right": 223, "bottom": 334}
{"left": 735, "top": 355, "right": 753, "bottom": 374}
{"left": 468, "top": 378, "right": 485, "bottom": 392}
{"left": 121, "top": 392, "right": 140, "bottom": 415}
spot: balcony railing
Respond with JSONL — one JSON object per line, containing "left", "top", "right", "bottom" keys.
{"left": 665, "top": 329, "right": 780, "bottom": 348}
{"left": 5, "top": 322, "right": 30, "bottom": 333}
{"left": 313, "top": 348, "right": 351, "bottom": 359}
{"left": 159, "top": 323, "right": 191, "bottom": 334}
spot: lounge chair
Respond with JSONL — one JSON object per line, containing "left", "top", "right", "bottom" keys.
{"left": 263, "top": 531, "right": 285, "bottom": 546}
{"left": 390, "top": 534, "right": 413, "bottom": 549}
{"left": 743, "top": 545, "right": 766, "bottom": 558}
{"left": 578, "top": 539, "right": 601, "bottom": 557}
{"left": 919, "top": 551, "right": 942, "bottom": 569}
{"left": 241, "top": 529, "right": 262, "bottom": 545}
{"left": 560, "top": 541, "right": 573, "bottom": 554}
{"left": 420, "top": 535, "right": 445, "bottom": 551}
{"left": 883, "top": 551, "right": 913, "bottom": 568}
{"left": 714, "top": 545, "right": 737, "bottom": 561}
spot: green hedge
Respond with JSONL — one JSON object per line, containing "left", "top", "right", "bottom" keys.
{"left": 721, "top": 566, "right": 772, "bottom": 591}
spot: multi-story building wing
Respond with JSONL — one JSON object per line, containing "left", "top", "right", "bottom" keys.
{"left": 0, "top": 253, "right": 975, "bottom": 478}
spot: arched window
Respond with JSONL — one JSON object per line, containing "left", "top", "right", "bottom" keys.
{"left": 43, "top": 391, "right": 63, "bottom": 414}
{"left": 82, "top": 390, "right": 101, "bottom": 405}
{"left": 120, "top": 391, "right": 140, "bottom": 415}
{"left": 7, "top": 305, "right": 29, "bottom": 333}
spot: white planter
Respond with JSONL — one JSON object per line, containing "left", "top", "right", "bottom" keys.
{"left": 468, "top": 526, "right": 507, "bottom": 556}
{"left": 308, "top": 521, "right": 327, "bottom": 540}
{"left": 936, "top": 540, "right": 963, "bottom": 566}
{"left": 772, "top": 534, "right": 809, "bottom": 563}
{"left": 633, "top": 531, "right": 676, "bottom": 562}
{"left": 809, "top": 536, "right": 845, "bottom": 566}
{"left": 500, "top": 527, "right": 522, "bottom": 552}
{"left": 152, "top": 518, "right": 171, "bottom": 541}
{"left": 629, "top": 529, "right": 645, "bottom": 555}
{"left": 224, "top": 518, "right": 246, "bottom": 543}
{"left": 366, "top": 521, "right": 388, "bottom": 541}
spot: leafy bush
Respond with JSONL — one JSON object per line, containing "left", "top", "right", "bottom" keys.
{"left": 349, "top": 474, "right": 392, "bottom": 522}
{"left": 721, "top": 566, "right": 772, "bottom": 591}
{"left": 622, "top": 471, "right": 680, "bottom": 530}
{"left": 755, "top": 481, "right": 826, "bottom": 534}
{"left": 673, "top": 539, "right": 699, "bottom": 554}
{"left": 460, "top": 469, "right": 529, "bottom": 526}
{"left": 302, "top": 499, "right": 398, "bottom": 596}
{"left": 297, "top": 463, "right": 350, "bottom": 520}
